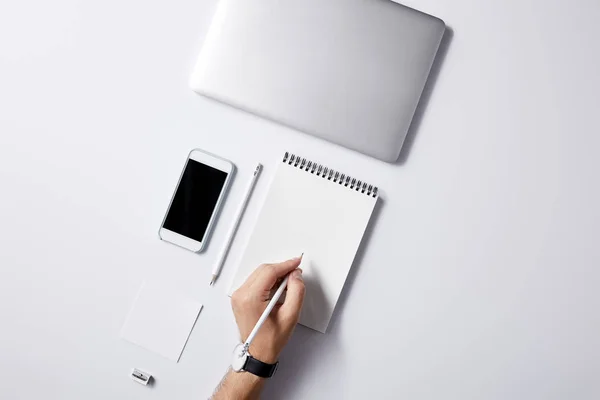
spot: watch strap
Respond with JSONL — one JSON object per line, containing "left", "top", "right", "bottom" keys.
{"left": 243, "top": 355, "right": 278, "bottom": 378}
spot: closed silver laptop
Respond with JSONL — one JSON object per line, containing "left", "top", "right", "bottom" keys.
{"left": 190, "top": 0, "right": 445, "bottom": 162}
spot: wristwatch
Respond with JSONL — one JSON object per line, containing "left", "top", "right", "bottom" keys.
{"left": 231, "top": 344, "right": 278, "bottom": 378}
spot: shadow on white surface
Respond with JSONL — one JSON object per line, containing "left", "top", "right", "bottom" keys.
{"left": 261, "top": 198, "right": 384, "bottom": 399}
{"left": 298, "top": 262, "right": 330, "bottom": 333}
{"left": 326, "top": 197, "right": 384, "bottom": 333}
{"left": 397, "top": 26, "right": 454, "bottom": 165}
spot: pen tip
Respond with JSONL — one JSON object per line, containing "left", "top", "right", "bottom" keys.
{"left": 209, "top": 275, "right": 216, "bottom": 286}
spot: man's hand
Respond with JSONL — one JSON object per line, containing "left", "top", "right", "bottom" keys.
{"left": 231, "top": 257, "right": 306, "bottom": 363}
{"left": 212, "top": 258, "right": 305, "bottom": 400}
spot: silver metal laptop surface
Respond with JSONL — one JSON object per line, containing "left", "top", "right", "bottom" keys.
{"left": 191, "top": 0, "right": 445, "bottom": 162}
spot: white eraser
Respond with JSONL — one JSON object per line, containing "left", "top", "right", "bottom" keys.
{"left": 131, "top": 368, "right": 152, "bottom": 386}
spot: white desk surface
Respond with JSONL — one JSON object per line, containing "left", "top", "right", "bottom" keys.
{"left": 1, "top": 1, "right": 599, "bottom": 399}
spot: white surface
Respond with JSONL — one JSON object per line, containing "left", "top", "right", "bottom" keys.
{"left": 229, "top": 157, "right": 377, "bottom": 333}
{"left": 190, "top": 0, "right": 445, "bottom": 161}
{"left": 1, "top": 0, "right": 599, "bottom": 399}
{"left": 121, "top": 282, "right": 203, "bottom": 362}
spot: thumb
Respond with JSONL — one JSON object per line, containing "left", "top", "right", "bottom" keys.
{"left": 280, "top": 269, "right": 306, "bottom": 323}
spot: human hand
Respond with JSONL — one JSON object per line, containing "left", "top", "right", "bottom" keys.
{"left": 231, "top": 257, "right": 305, "bottom": 364}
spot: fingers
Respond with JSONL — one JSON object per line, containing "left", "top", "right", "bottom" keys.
{"left": 252, "top": 257, "right": 302, "bottom": 291}
{"left": 279, "top": 269, "right": 305, "bottom": 323}
{"left": 270, "top": 257, "right": 303, "bottom": 278}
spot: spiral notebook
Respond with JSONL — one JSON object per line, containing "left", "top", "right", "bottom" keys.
{"left": 229, "top": 152, "right": 379, "bottom": 333}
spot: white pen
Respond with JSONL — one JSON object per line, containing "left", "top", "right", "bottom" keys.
{"left": 244, "top": 276, "right": 289, "bottom": 351}
{"left": 210, "top": 163, "right": 262, "bottom": 286}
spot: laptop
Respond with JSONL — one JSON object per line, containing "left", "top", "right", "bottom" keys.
{"left": 190, "top": 0, "right": 445, "bottom": 162}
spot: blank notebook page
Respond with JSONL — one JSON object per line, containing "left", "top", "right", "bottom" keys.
{"left": 229, "top": 153, "right": 378, "bottom": 333}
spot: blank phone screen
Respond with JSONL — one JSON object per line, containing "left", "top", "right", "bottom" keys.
{"left": 163, "top": 159, "right": 228, "bottom": 242}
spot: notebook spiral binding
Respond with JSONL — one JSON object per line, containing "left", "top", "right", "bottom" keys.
{"left": 283, "top": 152, "right": 379, "bottom": 198}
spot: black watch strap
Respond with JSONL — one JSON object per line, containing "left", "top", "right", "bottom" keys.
{"left": 243, "top": 355, "right": 278, "bottom": 378}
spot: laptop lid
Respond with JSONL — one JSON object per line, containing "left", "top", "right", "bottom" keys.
{"left": 191, "top": 0, "right": 445, "bottom": 162}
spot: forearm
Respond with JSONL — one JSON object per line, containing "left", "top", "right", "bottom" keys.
{"left": 211, "top": 369, "right": 265, "bottom": 400}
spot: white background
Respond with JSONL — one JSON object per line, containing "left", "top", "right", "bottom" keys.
{"left": 1, "top": 0, "right": 599, "bottom": 399}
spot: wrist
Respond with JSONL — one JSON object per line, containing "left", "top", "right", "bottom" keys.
{"left": 236, "top": 369, "right": 265, "bottom": 385}
{"left": 232, "top": 343, "right": 279, "bottom": 378}
{"left": 213, "top": 370, "right": 264, "bottom": 400}
{"left": 249, "top": 343, "right": 279, "bottom": 364}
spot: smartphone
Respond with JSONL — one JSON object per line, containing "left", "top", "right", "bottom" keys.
{"left": 159, "top": 149, "right": 234, "bottom": 252}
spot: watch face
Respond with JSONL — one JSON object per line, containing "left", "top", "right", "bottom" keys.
{"left": 231, "top": 344, "right": 248, "bottom": 372}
